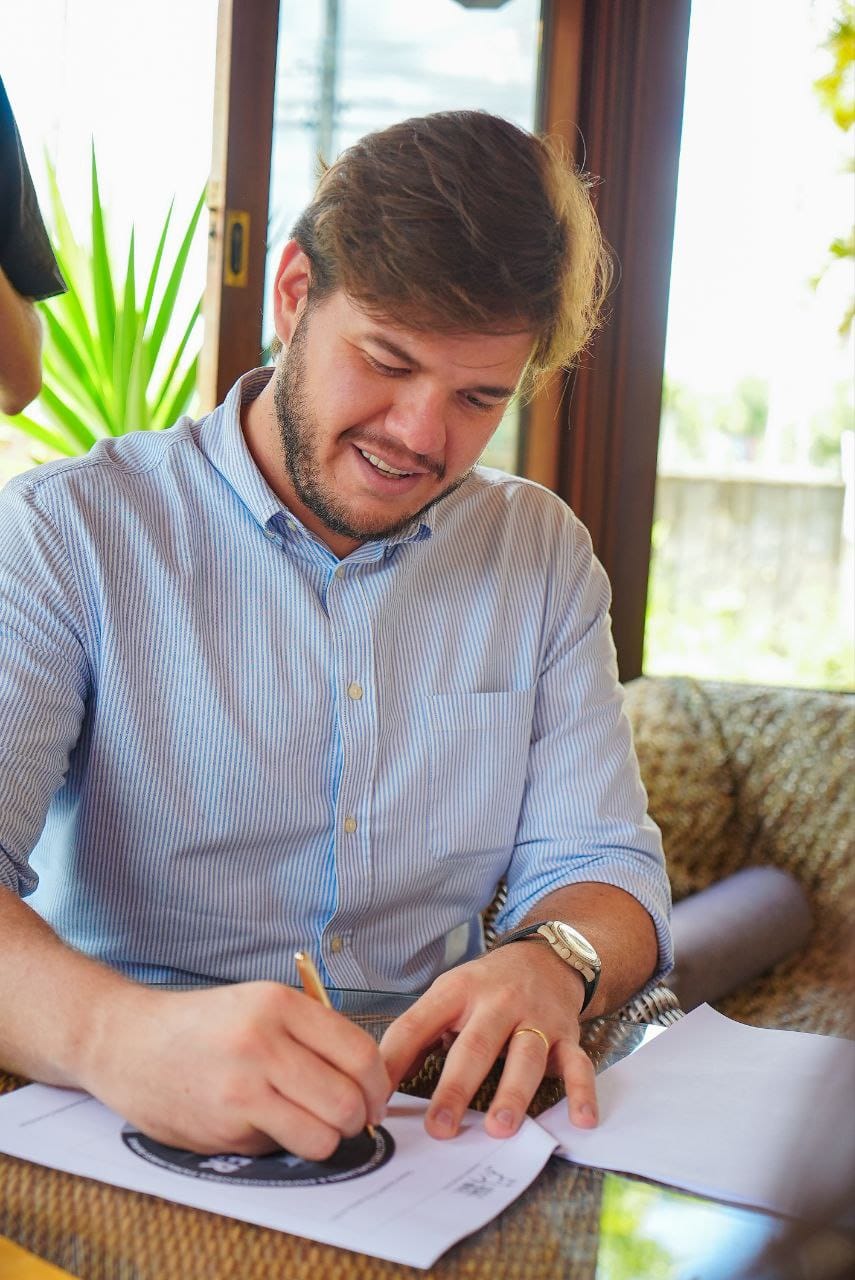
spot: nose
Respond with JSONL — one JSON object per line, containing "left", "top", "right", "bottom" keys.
{"left": 384, "top": 381, "right": 447, "bottom": 463}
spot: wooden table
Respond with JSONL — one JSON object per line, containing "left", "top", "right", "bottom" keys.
{"left": 0, "top": 1002, "right": 844, "bottom": 1280}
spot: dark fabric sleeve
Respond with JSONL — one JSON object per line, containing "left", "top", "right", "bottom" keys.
{"left": 0, "top": 76, "right": 66, "bottom": 300}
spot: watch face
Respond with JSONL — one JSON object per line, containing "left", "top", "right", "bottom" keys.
{"left": 553, "top": 922, "right": 599, "bottom": 966}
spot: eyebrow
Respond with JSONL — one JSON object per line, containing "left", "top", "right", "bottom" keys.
{"left": 365, "top": 334, "right": 517, "bottom": 400}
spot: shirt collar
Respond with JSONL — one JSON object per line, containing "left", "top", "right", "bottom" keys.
{"left": 199, "top": 367, "right": 283, "bottom": 531}
{"left": 198, "top": 366, "right": 435, "bottom": 554}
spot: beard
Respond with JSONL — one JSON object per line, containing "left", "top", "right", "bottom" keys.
{"left": 272, "top": 317, "right": 471, "bottom": 546}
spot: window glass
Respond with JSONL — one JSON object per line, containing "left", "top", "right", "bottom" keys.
{"left": 645, "top": 0, "right": 854, "bottom": 689}
{"left": 0, "top": 0, "right": 216, "bottom": 484}
{"left": 264, "top": 0, "right": 543, "bottom": 472}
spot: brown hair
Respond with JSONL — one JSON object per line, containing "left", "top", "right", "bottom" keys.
{"left": 289, "top": 110, "right": 611, "bottom": 394}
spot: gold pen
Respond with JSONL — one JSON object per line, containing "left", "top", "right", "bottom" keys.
{"left": 294, "top": 950, "right": 376, "bottom": 1140}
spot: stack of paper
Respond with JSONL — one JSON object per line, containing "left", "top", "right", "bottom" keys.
{"left": 540, "top": 1004, "right": 855, "bottom": 1221}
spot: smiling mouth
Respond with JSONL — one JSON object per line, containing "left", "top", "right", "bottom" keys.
{"left": 358, "top": 448, "right": 416, "bottom": 478}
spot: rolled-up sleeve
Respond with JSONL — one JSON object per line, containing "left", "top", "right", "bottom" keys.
{"left": 0, "top": 474, "right": 90, "bottom": 895}
{"left": 496, "top": 513, "right": 673, "bottom": 977}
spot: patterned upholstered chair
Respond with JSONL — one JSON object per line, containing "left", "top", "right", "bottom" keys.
{"left": 624, "top": 676, "right": 855, "bottom": 1039}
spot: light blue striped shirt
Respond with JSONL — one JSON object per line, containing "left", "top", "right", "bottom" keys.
{"left": 0, "top": 369, "right": 671, "bottom": 991}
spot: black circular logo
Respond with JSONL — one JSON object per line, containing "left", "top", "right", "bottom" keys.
{"left": 121, "top": 1125, "right": 395, "bottom": 1187}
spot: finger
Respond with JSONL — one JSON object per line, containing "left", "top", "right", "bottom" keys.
{"left": 380, "top": 982, "right": 467, "bottom": 1092}
{"left": 555, "top": 1039, "right": 598, "bottom": 1128}
{"left": 483, "top": 1025, "right": 551, "bottom": 1138}
{"left": 135, "top": 1089, "right": 341, "bottom": 1163}
{"left": 268, "top": 1037, "right": 374, "bottom": 1138}
{"left": 394, "top": 1039, "right": 445, "bottom": 1086}
{"left": 423, "top": 1016, "right": 508, "bottom": 1139}
{"left": 246, "top": 1084, "right": 347, "bottom": 1162}
{"left": 282, "top": 990, "right": 391, "bottom": 1125}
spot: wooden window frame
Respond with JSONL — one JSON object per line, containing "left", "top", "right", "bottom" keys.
{"left": 199, "top": 0, "right": 280, "bottom": 410}
{"left": 533, "top": 0, "right": 691, "bottom": 680}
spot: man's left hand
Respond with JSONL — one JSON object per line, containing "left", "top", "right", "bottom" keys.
{"left": 379, "top": 943, "right": 597, "bottom": 1139}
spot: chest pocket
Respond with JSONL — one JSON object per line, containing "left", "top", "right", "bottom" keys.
{"left": 427, "top": 689, "right": 535, "bottom": 858}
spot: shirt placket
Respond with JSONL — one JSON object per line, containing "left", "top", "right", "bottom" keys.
{"left": 321, "top": 559, "right": 378, "bottom": 987}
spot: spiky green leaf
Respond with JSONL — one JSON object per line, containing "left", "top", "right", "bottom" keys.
{"left": 42, "top": 259, "right": 102, "bottom": 381}
{"left": 153, "top": 356, "right": 199, "bottom": 431}
{"left": 1, "top": 413, "right": 79, "bottom": 457}
{"left": 145, "top": 186, "right": 206, "bottom": 376}
{"left": 37, "top": 383, "right": 100, "bottom": 451}
{"left": 141, "top": 199, "right": 173, "bottom": 326}
{"left": 89, "top": 146, "right": 117, "bottom": 371}
{"left": 39, "top": 305, "right": 113, "bottom": 434}
{"left": 44, "top": 155, "right": 91, "bottom": 310}
{"left": 126, "top": 331, "right": 149, "bottom": 432}
{"left": 151, "top": 296, "right": 202, "bottom": 417}
{"left": 112, "top": 229, "right": 140, "bottom": 430}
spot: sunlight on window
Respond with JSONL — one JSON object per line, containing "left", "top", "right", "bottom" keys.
{"left": 645, "top": 0, "right": 854, "bottom": 690}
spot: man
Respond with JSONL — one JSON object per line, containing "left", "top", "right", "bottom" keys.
{"left": 0, "top": 75, "right": 66, "bottom": 414}
{"left": 0, "top": 111, "right": 671, "bottom": 1160}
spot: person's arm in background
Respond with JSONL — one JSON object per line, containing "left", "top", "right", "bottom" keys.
{"left": 0, "top": 75, "right": 66, "bottom": 415}
{"left": 0, "top": 263, "right": 42, "bottom": 413}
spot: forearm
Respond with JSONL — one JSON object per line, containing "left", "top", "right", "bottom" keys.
{"left": 0, "top": 263, "right": 43, "bottom": 415}
{"left": 516, "top": 881, "right": 659, "bottom": 1020}
{"left": 0, "top": 886, "right": 136, "bottom": 1086}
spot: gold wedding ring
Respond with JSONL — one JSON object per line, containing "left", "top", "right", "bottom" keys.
{"left": 512, "top": 1025, "right": 550, "bottom": 1052}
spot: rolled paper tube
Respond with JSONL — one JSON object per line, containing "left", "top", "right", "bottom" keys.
{"left": 667, "top": 866, "right": 813, "bottom": 1012}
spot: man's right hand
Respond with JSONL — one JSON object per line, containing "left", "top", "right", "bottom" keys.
{"left": 77, "top": 980, "right": 391, "bottom": 1159}
{"left": 0, "top": 892, "right": 389, "bottom": 1159}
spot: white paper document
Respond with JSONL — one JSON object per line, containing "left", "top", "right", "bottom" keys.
{"left": 0, "top": 1086, "right": 556, "bottom": 1269}
{"left": 540, "top": 1004, "right": 855, "bottom": 1221}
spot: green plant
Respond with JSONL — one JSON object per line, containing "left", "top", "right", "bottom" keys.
{"left": 813, "top": 1, "right": 855, "bottom": 337}
{"left": 1, "top": 147, "right": 205, "bottom": 457}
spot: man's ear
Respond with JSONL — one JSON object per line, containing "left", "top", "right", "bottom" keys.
{"left": 272, "top": 240, "right": 311, "bottom": 347}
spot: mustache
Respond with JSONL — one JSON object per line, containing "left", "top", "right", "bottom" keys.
{"left": 343, "top": 428, "right": 445, "bottom": 479}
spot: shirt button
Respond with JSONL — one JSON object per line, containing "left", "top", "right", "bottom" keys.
{"left": 347, "top": 682, "right": 363, "bottom": 700}
{"left": 264, "top": 529, "right": 276, "bottom": 541}
{"left": 334, "top": 566, "right": 346, "bottom": 579}
{"left": 330, "top": 936, "right": 344, "bottom": 954}
{"left": 343, "top": 816, "right": 357, "bottom": 833}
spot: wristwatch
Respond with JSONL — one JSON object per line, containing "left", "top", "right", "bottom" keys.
{"left": 494, "top": 921, "right": 602, "bottom": 1013}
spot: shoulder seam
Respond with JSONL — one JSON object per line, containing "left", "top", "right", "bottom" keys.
{"left": 21, "top": 423, "right": 192, "bottom": 496}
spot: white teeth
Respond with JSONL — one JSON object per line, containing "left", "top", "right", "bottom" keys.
{"left": 359, "top": 449, "right": 412, "bottom": 477}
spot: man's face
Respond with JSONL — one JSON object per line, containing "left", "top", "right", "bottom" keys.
{"left": 271, "top": 289, "right": 533, "bottom": 555}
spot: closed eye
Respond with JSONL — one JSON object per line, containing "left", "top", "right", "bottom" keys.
{"left": 364, "top": 349, "right": 506, "bottom": 411}
{"left": 365, "top": 354, "right": 409, "bottom": 377}
{"left": 462, "top": 392, "right": 505, "bottom": 413}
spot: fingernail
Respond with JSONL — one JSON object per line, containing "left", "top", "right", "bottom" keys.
{"left": 494, "top": 1108, "right": 516, "bottom": 1130}
{"left": 577, "top": 1102, "right": 596, "bottom": 1123}
{"left": 372, "top": 1104, "right": 387, "bottom": 1125}
{"left": 431, "top": 1108, "right": 455, "bottom": 1133}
